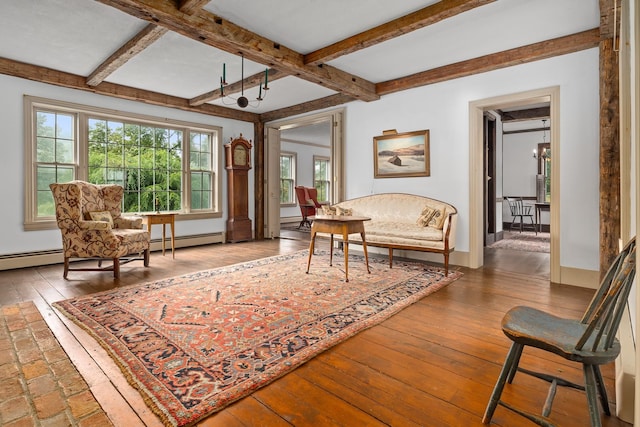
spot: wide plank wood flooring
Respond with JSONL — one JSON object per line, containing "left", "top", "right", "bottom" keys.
{"left": 0, "top": 234, "right": 631, "bottom": 427}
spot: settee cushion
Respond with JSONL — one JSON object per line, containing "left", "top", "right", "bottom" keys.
{"left": 416, "top": 206, "right": 437, "bottom": 227}
{"left": 428, "top": 205, "right": 447, "bottom": 229}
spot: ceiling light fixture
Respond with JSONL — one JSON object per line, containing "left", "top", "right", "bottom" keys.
{"left": 533, "top": 119, "right": 550, "bottom": 159}
{"left": 220, "top": 53, "right": 269, "bottom": 108}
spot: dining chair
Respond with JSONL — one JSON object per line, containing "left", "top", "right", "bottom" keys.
{"left": 506, "top": 196, "right": 536, "bottom": 234}
{"left": 482, "top": 236, "right": 636, "bottom": 427}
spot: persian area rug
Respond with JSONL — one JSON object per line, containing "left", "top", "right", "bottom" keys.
{"left": 53, "top": 250, "right": 461, "bottom": 426}
{"left": 488, "top": 231, "right": 550, "bottom": 253}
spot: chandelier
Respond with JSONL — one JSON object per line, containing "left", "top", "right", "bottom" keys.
{"left": 220, "top": 53, "right": 269, "bottom": 108}
{"left": 533, "top": 119, "right": 550, "bottom": 160}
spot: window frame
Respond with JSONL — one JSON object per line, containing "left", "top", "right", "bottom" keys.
{"left": 279, "top": 151, "right": 297, "bottom": 206}
{"left": 24, "top": 96, "right": 223, "bottom": 231}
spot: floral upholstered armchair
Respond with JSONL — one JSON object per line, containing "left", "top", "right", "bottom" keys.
{"left": 50, "top": 180, "right": 150, "bottom": 279}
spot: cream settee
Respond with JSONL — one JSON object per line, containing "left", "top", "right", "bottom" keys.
{"left": 324, "top": 193, "right": 457, "bottom": 276}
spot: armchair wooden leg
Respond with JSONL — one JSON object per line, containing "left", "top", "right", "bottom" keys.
{"left": 63, "top": 257, "right": 69, "bottom": 279}
{"left": 113, "top": 258, "right": 120, "bottom": 279}
{"left": 144, "top": 249, "right": 150, "bottom": 267}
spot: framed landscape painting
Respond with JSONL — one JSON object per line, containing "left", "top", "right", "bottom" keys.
{"left": 373, "top": 129, "right": 430, "bottom": 178}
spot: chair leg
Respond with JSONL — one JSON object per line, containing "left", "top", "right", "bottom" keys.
{"left": 509, "top": 216, "right": 518, "bottom": 232}
{"left": 483, "top": 342, "right": 523, "bottom": 424}
{"left": 506, "top": 342, "right": 524, "bottom": 383}
{"left": 113, "top": 258, "right": 120, "bottom": 279}
{"left": 63, "top": 257, "right": 69, "bottom": 279}
{"left": 144, "top": 249, "right": 150, "bottom": 267}
{"left": 593, "top": 365, "right": 611, "bottom": 416}
{"left": 583, "top": 364, "right": 603, "bottom": 427}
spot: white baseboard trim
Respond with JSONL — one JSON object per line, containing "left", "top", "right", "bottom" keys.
{"left": 615, "top": 305, "right": 635, "bottom": 423}
{"left": 559, "top": 266, "right": 600, "bottom": 288}
{"left": 0, "top": 233, "right": 225, "bottom": 271}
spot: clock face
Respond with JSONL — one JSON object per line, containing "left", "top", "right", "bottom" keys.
{"left": 233, "top": 145, "right": 247, "bottom": 166}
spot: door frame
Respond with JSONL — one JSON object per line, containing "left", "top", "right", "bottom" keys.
{"left": 264, "top": 108, "right": 345, "bottom": 238}
{"left": 469, "top": 86, "right": 560, "bottom": 282}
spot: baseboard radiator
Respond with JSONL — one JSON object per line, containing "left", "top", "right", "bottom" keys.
{"left": 0, "top": 233, "right": 225, "bottom": 271}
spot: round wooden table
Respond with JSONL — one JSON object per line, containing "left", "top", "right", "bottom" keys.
{"left": 306, "top": 215, "right": 371, "bottom": 282}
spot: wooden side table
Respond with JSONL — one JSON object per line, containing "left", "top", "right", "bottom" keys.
{"left": 306, "top": 215, "right": 371, "bottom": 282}
{"left": 144, "top": 213, "right": 177, "bottom": 258}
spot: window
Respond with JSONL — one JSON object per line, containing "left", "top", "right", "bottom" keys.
{"left": 280, "top": 152, "right": 296, "bottom": 204}
{"left": 34, "top": 110, "right": 76, "bottom": 218}
{"left": 536, "top": 143, "right": 551, "bottom": 203}
{"left": 313, "top": 156, "right": 330, "bottom": 203}
{"left": 25, "top": 97, "right": 221, "bottom": 230}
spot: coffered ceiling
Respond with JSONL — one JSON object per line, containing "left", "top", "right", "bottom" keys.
{"left": 0, "top": 0, "right": 601, "bottom": 122}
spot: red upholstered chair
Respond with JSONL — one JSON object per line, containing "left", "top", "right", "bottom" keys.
{"left": 295, "top": 186, "right": 324, "bottom": 229}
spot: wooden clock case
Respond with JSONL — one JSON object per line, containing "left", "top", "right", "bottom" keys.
{"left": 224, "top": 134, "right": 253, "bottom": 242}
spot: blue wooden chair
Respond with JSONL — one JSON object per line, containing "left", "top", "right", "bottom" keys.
{"left": 482, "top": 237, "right": 636, "bottom": 427}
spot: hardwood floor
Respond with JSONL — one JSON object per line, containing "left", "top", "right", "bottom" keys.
{"left": 0, "top": 235, "right": 631, "bottom": 427}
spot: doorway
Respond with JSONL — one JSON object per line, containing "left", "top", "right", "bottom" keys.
{"left": 264, "top": 109, "right": 345, "bottom": 240}
{"left": 483, "top": 112, "right": 497, "bottom": 246}
{"left": 469, "top": 87, "right": 560, "bottom": 283}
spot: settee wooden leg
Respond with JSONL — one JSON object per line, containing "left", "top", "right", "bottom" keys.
{"left": 63, "top": 257, "right": 69, "bottom": 279}
{"left": 144, "top": 249, "right": 150, "bottom": 267}
{"left": 113, "top": 258, "right": 120, "bottom": 279}
{"left": 444, "top": 253, "right": 449, "bottom": 277}
{"left": 388, "top": 248, "right": 393, "bottom": 268}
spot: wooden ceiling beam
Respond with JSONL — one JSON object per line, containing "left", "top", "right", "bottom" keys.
{"left": 86, "top": 0, "right": 210, "bottom": 87}
{"left": 86, "top": 24, "right": 168, "bottom": 86}
{"left": 376, "top": 28, "right": 600, "bottom": 96}
{"left": 498, "top": 106, "right": 550, "bottom": 122}
{"left": 304, "top": 0, "right": 495, "bottom": 66}
{"left": 96, "top": 0, "right": 379, "bottom": 102}
{"left": 0, "top": 57, "right": 258, "bottom": 122}
{"left": 190, "top": 68, "right": 286, "bottom": 106}
{"left": 259, "top": 93, "right": 354, "bottom": 123}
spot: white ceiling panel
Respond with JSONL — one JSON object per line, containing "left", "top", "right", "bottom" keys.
{"left": 0, "top": 0, "right": 144, "bottom": 76}
{"left": 329, "top": 0, "right": 600, "bottom": 82}
{"left": 204, "top": 0, "right": 438, "bottom": 54}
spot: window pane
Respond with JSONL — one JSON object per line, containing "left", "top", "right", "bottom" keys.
{"left": 56, "top": 114, "right": 74, "bottom": 140}
{"left": 37, "top": 112, "right": 56, "bottom": 137}
{"left": 37, "top": 189, "right": 55, "bottom": 217}
{"left": 36, "top": 137, "right": 55, "bottom": 162}
{"left": 56, "top": 139, "right": 74, "bottom": 164}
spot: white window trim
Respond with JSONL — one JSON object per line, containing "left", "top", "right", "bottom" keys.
{"left": 24, "top": 95, "right": 223, "bottom": 231}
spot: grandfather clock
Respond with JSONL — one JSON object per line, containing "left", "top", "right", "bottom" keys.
{"left": 225, "top": 134, "right": 253, "bottom": 242}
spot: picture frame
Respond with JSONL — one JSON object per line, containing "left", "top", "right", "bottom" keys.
{"left": 373, "top": 129, "right": 430, "bottom": 178}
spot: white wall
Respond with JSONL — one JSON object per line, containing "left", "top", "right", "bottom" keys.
{"left": 0, "top": 74, "right": 253, "bottom": 256}
{"left": 343, "top": 48, "right": 600, "bottom": 271}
